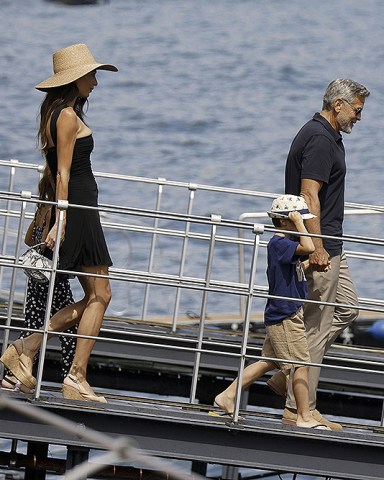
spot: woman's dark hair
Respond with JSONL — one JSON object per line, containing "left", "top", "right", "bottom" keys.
{"left": 37, "top": 82, "right": 88, "bottom": 156}
{"left": 38, "top": 164, "right": 55, "bottom": 201}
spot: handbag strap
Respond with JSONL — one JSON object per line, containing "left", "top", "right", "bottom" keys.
{"left": 25, "top": 243, "right": 49, "bottom": 256}
{"left": 27, "top": 242, "right": 59, "bottom": 260}
{"left": 29, "top": 242, "right": 45, "bottom": 251}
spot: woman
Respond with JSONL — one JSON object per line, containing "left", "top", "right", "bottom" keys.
{"left": 1, "top": 165, "right": 77, "bottom": 393}
{"left": 0, "top": 43, "right": 118, "bottom": 402}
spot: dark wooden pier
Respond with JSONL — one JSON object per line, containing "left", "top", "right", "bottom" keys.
{"left": 1, "top": 313, "right": 384, "bottom": 480}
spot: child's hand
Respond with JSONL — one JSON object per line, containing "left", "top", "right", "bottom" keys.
{"left": 323, "top": 259, "right": 332, "bottom": 272}
{"left": 301, "top": 259, "right": 310, "bottom": 270}
{"left": 288, "top": 211, "right": 304, "bottom": 225}
{"left": 309, "top": 248, "right": 331, "bottom": 272}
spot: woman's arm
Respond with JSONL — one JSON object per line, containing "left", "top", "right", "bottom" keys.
{"left": 45, "top": 107, "right": 77, "bottom": 249}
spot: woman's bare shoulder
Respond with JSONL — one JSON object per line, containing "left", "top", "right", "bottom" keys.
{"left": 57, "top": 106, "right": 78, "bottom": 134}
{"left": 58, "top": 106, "right": 77, "bottom": 122}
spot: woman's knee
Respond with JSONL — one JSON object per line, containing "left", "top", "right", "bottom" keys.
{"left": 103, "top": 282, "right": 112, "bottom": 306}
{"left": 94, "top": 278, "right": 112, "bottom": 307}
{"left": 85, "top": 290, "right": 111, "bottom": 312}
{"left": 80, "top": 267, "right": 112, "bottom": 306}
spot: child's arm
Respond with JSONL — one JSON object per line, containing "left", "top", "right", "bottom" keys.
{"left": 301, "top": 259, "right": 310, "bottom": 271}
{"left": 288, "top": 211, "right": 315, "bottom": 256}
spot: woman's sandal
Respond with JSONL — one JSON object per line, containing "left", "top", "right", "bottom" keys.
{"left": 1, "top": 375, "right": 34, "bottom": 394}
{"left": 0, "top": 340, "right": 36, "bottom": 391}
{"left": 62, "top": 375, "right": 107, "bottom": 403}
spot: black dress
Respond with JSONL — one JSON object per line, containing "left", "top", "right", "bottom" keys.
{"left": 46, "top": 107, "right": 112, "bottom": 271}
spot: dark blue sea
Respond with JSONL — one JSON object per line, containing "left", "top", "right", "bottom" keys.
{"left": 0, "top": 0, "right": 383, "bottom": 478}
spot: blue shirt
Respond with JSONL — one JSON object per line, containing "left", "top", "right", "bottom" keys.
{"left": 264, "top": 235, "right": 307, "bottom": 325}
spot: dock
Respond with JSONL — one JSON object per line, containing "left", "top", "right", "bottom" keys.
{"left": 1, "top": 312, "right": 384, "bottom": 479}
{"left": 0, "top": 159, "right": 384, "bottom": 479}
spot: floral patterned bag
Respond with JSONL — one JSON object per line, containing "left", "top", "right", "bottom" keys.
{"left": 20, "top": 242, "right": 52, "bottom": 284}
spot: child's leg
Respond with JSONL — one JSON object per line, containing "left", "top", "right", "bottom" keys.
{"left": 215, "top": 360, "right": 275, "bottom": 414}
{"left": 266, "top": 313, "right": 330, "bottom": 430}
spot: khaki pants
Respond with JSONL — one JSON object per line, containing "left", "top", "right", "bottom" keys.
{"left": 286, "top": 251, "right": 359, "bottom": 410}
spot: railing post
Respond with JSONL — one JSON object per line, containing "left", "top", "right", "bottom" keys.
{"left": 0, "top": 159, "right": 19, "bottom": 291}
{"left": 237, "top": 224, "right": 246, "bottom": 319}
{"left": 189, "top": 214, "right": 221, "bottom": 403}
{"left": 171, "top": 183, "right": 197, "bottom": 332}
{"left": 237, "top": 212, "right": 268, "bottom": 322}
{"left": 381, "top": 400, "right": 384, "bottom": 427}
{"left": 0, "top": 192, "right": 30, "bottom": 366}
{"left": 34, "top": 200, "right": 68, "bottom": 399}
{"left": 231, "top": 223, "right": 264, "bottom": 423}
{"left": 142, "top": 178, "right": 166, "bottom": 320}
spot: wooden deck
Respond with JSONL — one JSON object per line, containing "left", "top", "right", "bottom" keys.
{"left": 1, "top": 315, "right": 384, "bottom": 479}
{"left": 0, "top": 388, "right": 383, "bottom": 480}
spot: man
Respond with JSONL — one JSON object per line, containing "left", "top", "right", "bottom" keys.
{"left": 269, "top": 79, "right": 370, "bottom": 431}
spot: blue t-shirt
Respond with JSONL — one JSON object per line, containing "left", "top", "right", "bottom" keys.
{"left": 264, "top": 235, "right": 307, "bottom": 325}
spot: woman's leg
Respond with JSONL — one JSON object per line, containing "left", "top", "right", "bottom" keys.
{"left": 52, "top": 278, "right": 77, "bottom": 379}
{"left": 66, "top": 265, "right": 111, "bottom": 383}
{"left": 1, "top": 265, "right": 110, "bottom": 390}
{"left": 2, "top": 279, "right": 44, "bottom": 391}
{"left": 1, "top": 278, "right": 81, "bottom": 390}
{"left": 1, "top": 296, "right": 88, "bottom": 388}
{"left": 17, "top": 297, "right": 88, "bottom": 360}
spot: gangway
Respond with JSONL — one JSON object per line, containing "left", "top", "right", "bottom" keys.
{"left": 0, "top": 159, "right": 383, "bottom": 480}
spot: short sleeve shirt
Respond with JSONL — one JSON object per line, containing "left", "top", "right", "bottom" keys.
{"left": 264, "top": 235, "right": 307, "bottom": 325}
{"left": 285, "top": 113, "right": 346, "bottom": 257}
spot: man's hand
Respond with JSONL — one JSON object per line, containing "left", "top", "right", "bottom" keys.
{"left": 309, "top": 246, "right": 331, "bottom": 272}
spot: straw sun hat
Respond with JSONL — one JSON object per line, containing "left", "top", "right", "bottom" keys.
{"left": 35, "top": 43, "right": 118, "bottom": 91}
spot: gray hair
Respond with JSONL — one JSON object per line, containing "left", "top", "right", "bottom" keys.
{"left": 322, "top": 79, "right": 370, "bottom": 110}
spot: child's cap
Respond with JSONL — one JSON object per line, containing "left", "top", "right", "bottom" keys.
{"left": 267, "top": 195, "right": 316, "bottom": 219}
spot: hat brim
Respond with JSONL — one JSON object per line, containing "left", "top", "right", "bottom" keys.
{"left": 35, "top": 62, "right": 118, "bottom": 91}
{"left": 267, "top": 211, "right": 317, "bottom": 219}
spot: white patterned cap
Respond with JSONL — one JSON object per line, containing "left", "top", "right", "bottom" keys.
{"left": 267, "top": 195, "right": 316, "bottom": 219}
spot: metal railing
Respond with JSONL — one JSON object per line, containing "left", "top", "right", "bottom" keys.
{"left": 0, "top": 159, "right": 384, "bottom": 478}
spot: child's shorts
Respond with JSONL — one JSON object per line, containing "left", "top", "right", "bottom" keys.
{"left": 262, "top": 308, "right": 310, "bottom": 371}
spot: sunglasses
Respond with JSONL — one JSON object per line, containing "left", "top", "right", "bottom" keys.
{"left": 342, "top": 98, "right": 363, "bottom": 116}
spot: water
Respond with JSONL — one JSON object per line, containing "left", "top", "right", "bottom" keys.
{"left": 2, "top": 0, "right": 384, "bottom": 312}
{"left": 0, "top": 1, "right": 383, "bottom": 478}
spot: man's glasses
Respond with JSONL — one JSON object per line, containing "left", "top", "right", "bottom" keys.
{"left": 342, "top": 98, "right": 363, "bottom": 116}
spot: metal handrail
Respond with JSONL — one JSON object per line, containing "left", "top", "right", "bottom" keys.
{"left": 0, "top": 159, "right": 383, "bottom": 454}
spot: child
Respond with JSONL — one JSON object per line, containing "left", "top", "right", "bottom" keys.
{"left": 215, "top": 195, "right": 330, "bottom": 430}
